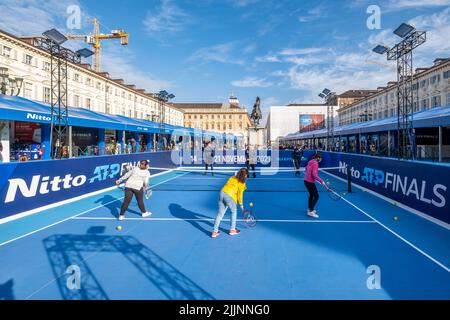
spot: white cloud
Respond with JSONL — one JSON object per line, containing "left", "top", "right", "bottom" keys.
{"left": 188, "top": 42, "right": 245, "bottom": 65}
{"left": 231, "top": 77, "right": 273, "bottom": 88}
{"left": 386, "top": 0, "right": 450, "bottom": 11}
{"left": 101, "top": 45, "right": 172, "bottom": 93}
{"left": 298, "top": 5, "right": 326, "bottom": 23}
{"left": 143, "top": 0, "right": 192, "bottom": 35}
{"left": 255, "top": 54, "right": 282, "bottom": 63}
{"left": 0, "top": 0, "right": 84, "bottom": 36}
{"left": 230, "top": 0, "right": 260, "bottom": 7}
{"left": 279, "top": 48, "right": 330, "bottom": 56}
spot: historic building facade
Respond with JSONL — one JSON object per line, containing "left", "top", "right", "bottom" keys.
{"left": 173, "top": 96, "right": 252, "bottom": 141}
{"left": 0, "top": 29, "right": 184, "bottom": 126}
{"left": 338, "top": 58, "right": 450, "bottom": 126}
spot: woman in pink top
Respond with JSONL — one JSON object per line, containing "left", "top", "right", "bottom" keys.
{"left": 304, "top": 153, "right": 325, "bottom": 218}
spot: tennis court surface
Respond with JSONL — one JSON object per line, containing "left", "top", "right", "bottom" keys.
{"left": 0, "top": 167, "right": 449, "bottom": 300}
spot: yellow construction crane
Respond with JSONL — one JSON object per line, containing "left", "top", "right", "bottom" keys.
{"left": 66, "top": 18, "right": 129, "bottom": 72}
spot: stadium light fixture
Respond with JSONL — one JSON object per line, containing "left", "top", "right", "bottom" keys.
{"left": 322, "top": 88, "right": 331, "bottom": 96}
{"left": 76, "top": 48, "right": 95, "bottom": 58}
{"left": 42, "top": 28, "right": 68, "bottom": 45}
{"left": 318, "top": 93, "right": 326, "bottom": 99}
{"left": 394, "top": 23, "right": 415, "bottom": 38}
{"left": 372, "top": 45, "right": 389, "bottom": 55}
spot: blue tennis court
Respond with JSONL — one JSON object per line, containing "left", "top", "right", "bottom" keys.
{"left": 0, "top": 167, "right": 449, "bottom": 300}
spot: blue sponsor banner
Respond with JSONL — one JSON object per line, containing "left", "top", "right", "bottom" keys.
{"left": 0, "top": 152, "right": 175, "bottom": 220}
{"left": 321, "top": 152, "right": 450, "bottom": 225}
{"left": 180, "top": 150, "right": 316, "bottom": 167}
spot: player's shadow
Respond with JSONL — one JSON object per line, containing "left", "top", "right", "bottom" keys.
{"left": 43, "top": 229, "right": 215, "bottom": 300}
{"left": 0, "top": 279, "right": 15, "bottom": 300}
{"left": 94, "top": 195, "right": 141, "bottom": 218}
{"left": 168, "top": 204, "right": 228, "bottom": 237}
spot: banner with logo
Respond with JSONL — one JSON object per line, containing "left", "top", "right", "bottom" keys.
{"left": 179, "top": 150, "right": 317, "bottom": 167}
{"left": 0, "top": 152, "right": 175, "bottom": 220}
{"left": 322, "top": 152, "right": 450, "bottom": 225}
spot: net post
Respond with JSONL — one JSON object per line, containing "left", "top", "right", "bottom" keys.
{"left": 346, "top": 165, "right": 352, "bottom": 193}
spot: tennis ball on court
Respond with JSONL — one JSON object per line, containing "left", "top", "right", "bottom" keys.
{"left": 116, "top": 226, "right": 123, "bottom": 231}
{"left": 394, "top": 216, "right": 399, "bottom": 221}
{"left": 393, "top": 202, "right": 398, "bottom": 206}
{"left": 250, "top": 202, "right": 254, "bottom": 207}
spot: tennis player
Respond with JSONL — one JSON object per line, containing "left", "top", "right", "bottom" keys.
{"left": 116, "top": 160, "right": 152, "bottom": 221}
{"left": 304, "top": 153, "right": 325, "bottom": 218}
{"left": 212, "top": 168, "right": 249, "bottom": 238}
{"left": 203, "top": 141, "right": 215, "bottom": 176}
{"left": 292, "top": 146, "right": 303, "bottom": 176}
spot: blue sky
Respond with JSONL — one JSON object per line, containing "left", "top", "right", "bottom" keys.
{"left": 1, "top": 0, "right": 450, "bottom": 123}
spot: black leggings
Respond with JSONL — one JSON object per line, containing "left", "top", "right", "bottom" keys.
{"left": 205, "top": 164, "right": 214, "bottom": 173}
{"left": 304, "top": 181, "right": 319, "bottom": 211}
{"left": 293, "top": 159, "right": 301, "bottom": 175}
{"left": 120, "top": 188, "right": 146, "bottom": 216}
{"left": 246, "top": 161, "right": 256, "bottom": 177}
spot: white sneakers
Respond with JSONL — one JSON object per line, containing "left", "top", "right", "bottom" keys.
{"left": 307, "top": 210, "right": 319, "bottom": 219}
{"left": 142, "top": 212, "right": 152, "bottom": 218}
{"left": 118, "top": 212, "right": 152, "bottom": 220}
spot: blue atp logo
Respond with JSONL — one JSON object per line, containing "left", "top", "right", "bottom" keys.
{"left": 362, "top": 167, "right": 385, "bottom": 186}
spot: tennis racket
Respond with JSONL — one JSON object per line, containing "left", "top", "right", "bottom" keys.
{"left": 323, "top": 181, "right": 346, "bottom": 201}
{"left": 144, "top": 186, "right": 153, "bottom": 199}
{"left": 242, "top": 209, "right": 257, "bottom": 228}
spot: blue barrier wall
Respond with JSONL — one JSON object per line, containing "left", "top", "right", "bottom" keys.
{"left": 319, "top": 152, "right": 450, "bottom": 225}
{"left": 0, "top": 152, "right": 175, "bottom": 220}
{"left": 180, "top": 150, "right": 316, "bottom": 167}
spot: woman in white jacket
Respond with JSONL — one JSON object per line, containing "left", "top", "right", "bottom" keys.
{"left": 116, "top": 160, "right": 152, "bottom": 221}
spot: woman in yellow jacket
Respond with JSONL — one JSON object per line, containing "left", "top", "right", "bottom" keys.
{"left": 212, "top": 168, "right": 249, "bottom": 238}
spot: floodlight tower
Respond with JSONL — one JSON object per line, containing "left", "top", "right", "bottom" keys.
{"left": 319, "top": 88, "right": 336, "bottom": 151}
{"left": 156, "top": 90, "right": 175, "bottom": 135}
{"left": 34, "top": 29, "right": 93, "bottom": 159}
{"left": 373, "top": 23, "right": 426, "bottom": 160}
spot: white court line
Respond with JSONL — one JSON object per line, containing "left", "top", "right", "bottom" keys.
{"left": 72, "top": 216, "right": 376, "bottom": 224}
{"left": 0, "top": 171, "right": 189, "bottom": 248}
{"left": 321, "top": 171, "right": 450, "bottom": 273}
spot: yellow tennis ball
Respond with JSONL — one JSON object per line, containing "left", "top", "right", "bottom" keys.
{"left": 394, "top": 216, "right": 399, "bottom": 221}
{"left": 250, "top": 202, "right": 254, "bottom": 207}
{"left": 116, "top": 226, "right": 123, "bottom": 231}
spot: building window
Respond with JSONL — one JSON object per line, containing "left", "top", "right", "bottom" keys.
{"left": 430, "top": 74, "right": 441, "bottom": 84}
{"left": 24, "top": 54, "right": 33, "bottom": 65}
{"left": 432, "top": 96, "right": 441, "bottom": 108}
{"left": 86, "top": 98, "right": 92, "bottom": 109}
{"left": 73, "top": 95, "right": 80, "bottom": 107}
{"left": 24, "top": 82, "right": 33, "bottom": 99}
{"left": 43, "top": 87, "right": 51, "bottom": 103}
{"left": 444, "top": 70, "right": 450, "bottom": 79}
{"left": 2, "top": 46, "right": 12, "bottom": 58}
{"left": 43, "top": 61, "right": 50, "bottom": 71}
{"left": 86, "top": 78, "right": 91, "bottom": 86}
{"left": 447, "top": 93, "right": 450, "bottom": 106}
{"left": 421, "top": 98, "right": 429, "bottom": 110}
{"left": 73, "top": 73, "right": 80, "bottom": 82}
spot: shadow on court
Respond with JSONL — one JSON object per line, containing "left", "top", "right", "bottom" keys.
{"left": 168, "top": 203, "right": 228, "bottom": 237}
{"left": 94, "top": 195, "right": 142, "bottom": 218}
{"left": 0, "top": 279, "right": 15, "bottom": 300}
{"left": 43, "top": 227, "right": 215, "bottom": 300}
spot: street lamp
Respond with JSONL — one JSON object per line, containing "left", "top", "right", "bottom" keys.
{"left": 372, "top": 22, "right": 426, "bottom": 160}
{"left": 318, "top": 88, "right": 336, "bottom": 151}
{"left": 0, "top": 67, "right": 24, "bottom": 96}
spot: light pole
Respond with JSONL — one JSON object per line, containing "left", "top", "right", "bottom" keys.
{"left": 319, "top": 88, "right": 336, "bottom": 151}
{"left": 0, "top": 67, "right": 24, "bottom": 96}
{"left": 372, "top": 22, "right": 426, "bottom": 160}
{"left": 156, "top": 90, "right": 175, "bottom": 150}
{"left": 34, "top": 28, "right": 93, "bottom": 159}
